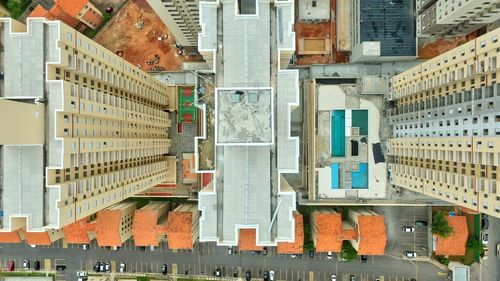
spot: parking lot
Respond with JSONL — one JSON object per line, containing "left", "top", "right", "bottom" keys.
{"left": 375, "top": 206, "right": 431, "bottom": 258}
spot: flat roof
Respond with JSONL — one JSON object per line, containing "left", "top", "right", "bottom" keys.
{"left": 216, "top": 88, "right": 273, "bottom": 144}
{"left": 359, "top": 0, "right": 416, "bottom": 57}
{"left": 298, "top": 0, "right": 330, "bottom": 21}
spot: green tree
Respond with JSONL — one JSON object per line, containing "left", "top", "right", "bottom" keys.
{"left": 340, "top": 241, "right": 358, "bottom": 262}
{"left": 432, "top": 211, "right": 453, "bottom": 237}
{"left": 466, "top": 238, "right": 484, "bottom": 254}
{"left": 436, "top": 256, "right": 449, "bottom": 266}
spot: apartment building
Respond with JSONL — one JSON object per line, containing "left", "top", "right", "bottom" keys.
{"left": 417, "top": 0, "right": 500, "bottom": 37}
{"left": 388, "top": 27, "right": 500, "bottom": 217}
{"left": 0, "top": 18, "right": 174, "bottom": 244}
{"left": 146, "top": 0, "right": 201, "bottom": 47}
{"left": 94, "top": 202, "right": 137, "bottom": 247}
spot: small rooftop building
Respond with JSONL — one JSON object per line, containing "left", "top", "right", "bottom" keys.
{"left": 132, "top": 202, "right": 170, "bottom": 247}
{"left": 62, "top": 217, "right": 96, "bottom": 244}
{"left": 347, "top": 209, "right": 387, "bottom": 255}
{"left": 166, "top": 204, "right": 199, "bottom": 250}
{"left": 351, "top": 0, "right": 417, "bottom": 62}
{"left": 238, "top": 228, "right": 264, "bottom": 251}
{"left": 434, "top": 216, "right": 468, "bottom": 256}
{"left": 298, "top": 0, "right": 330, "bottom": 22}
{"left": 94, "top": 202, "right": 137, "bottom": 247}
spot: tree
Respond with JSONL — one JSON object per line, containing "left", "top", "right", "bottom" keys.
{"left": 432, "top": 211, "right": 453, "bottom": 237}
{"left": 340, "top": 241, "right": 358, "bottom": 262}
{"left": 466, "top": 238, "right": 484, "bottom": 254}
{"left": 436, "top": 256, "right": 449, "bottom": 266}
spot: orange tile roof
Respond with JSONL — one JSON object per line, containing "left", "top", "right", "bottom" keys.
{"left": 80, "top": 7, "right": 103, "bottom": 27}
{"left": 341, "top": 228, "right": 358, "bottom": 241}
{"left": 435, "top": 216, "right": 468, "bottom": 256}
{"left": 94, "top": 210, "right": 122, "bottom": 247}
{"left": 63, "top": 218, "right": 95, "bottom": 244}
{"left": 182, "top": 154, "right": 198, "bottom": 183}
{"left": 28, "top": 4, "right": 54, "bottom": 19}
{"left": 277, "top": 213, "right": 304, "bottom": 254}
{"left": 239, "top": 229, "right": 264, "bottom": 251}
{"left": 357, "top": 215, "right": 387, "bottom": 255}
{"left": 166, "top": 211, "right": 193, "bottom": 249}
{"left": 55, "top": 0, "right": 89, "bottom": 17}
{"left": 0, "top": 231, "right": 22, "bottom": 243}
{"left": 24, "top": 231, "right": 51, "bottom": 245}
{"left": 313, "top": 212, "right": 343, "bottom": 252}
{"left": 133, "top": 209, "right": 167, "bottom": 246}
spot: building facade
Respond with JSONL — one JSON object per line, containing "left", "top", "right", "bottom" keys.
{"left": 0, "top": 18, "right": 174, "bottom": 244}
{"left": 388, "top": 27, "right": 500, "bottom": 217}
{"left": 417, "top": 0, "right": 500, "bottom": 36}
{"left": 146, "top": 0, "right": 201, "bottom": 47}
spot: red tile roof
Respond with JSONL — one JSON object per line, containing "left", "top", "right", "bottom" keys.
{"left": 356, "top": 215, "right": 387, "bottom": 255}
{"left": 133, "top": 209, "right": 167, "bottom": 247}
{"left": 24, "top": 231, "right": 51, "bottom": 245}
{"left": 0, "top": 231, "right": 22, "bottom": 243}
{"left": 55, "top": 0, "right": 89, "bottom": 17}
{"left": 62, "top": 218, "right": 95, "bottom": 244}
{"left": 341, "top": 228, "right": 358, "bottom": 241}
{"left": 166, "top": 211, "right": 193, "bottom": 249}
{"left": 313, "top": 212, "right": 343, "bottom": 252}
{"left": 435, "top": 216, "right": 468, "bottom": 256}
{"left": 277, "top": 213, "right": 304, "bottom": 254}
{"left": 94, "top": 210, "right": 122, "bottom": 247}
{"left": 239, "top": 229, "right": 264, "bottom": 251}
{"left": 28, "top": 5, "right": 53, "bottom": 19}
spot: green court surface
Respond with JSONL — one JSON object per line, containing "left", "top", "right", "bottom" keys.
{"left": 178, "top": 86, "right": 197, "bottom": 124}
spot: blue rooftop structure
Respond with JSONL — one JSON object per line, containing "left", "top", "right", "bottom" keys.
{"left": 359, "top": 0, "right": 416, "bottom": 57}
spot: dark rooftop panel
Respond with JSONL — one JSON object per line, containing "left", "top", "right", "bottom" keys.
{"left": 360, "top": 0, "right": 416, "bottom": 57}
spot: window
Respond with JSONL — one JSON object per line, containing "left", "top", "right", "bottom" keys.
{"left": 67, "top": 32, "right": 72, "bottom": 41}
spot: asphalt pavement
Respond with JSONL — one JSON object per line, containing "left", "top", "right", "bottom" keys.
{"left": 484, "top": 216, "right": 499, "bottom": 281}
{"left": 0, "top": 238, "right": 449, "bottom": 281}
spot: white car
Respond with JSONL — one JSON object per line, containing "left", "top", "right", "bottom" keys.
{"left": 404, "top": 251, "right": 417, "bottom": 258}
{"left": 402, "top": 226, "right": 415, "bottom": 232}
{"left": 331, "top": 273, "right": 337, "bottom": 281}
{"left": 119, "top": 262, "right": 126, "bottom": 273}
{"left": 269, "top": 270, "right": 275, "bottom": 281}
{"left": 327, "top": 251, "right": 333, "bottom": 259}
{"left": 77, "top": 271, "right": 87, "bottom": 277}
{"left": 22, "top": 260, "right": 30, "bottom": 269}
{"left": 482, "top": 233, "right": 488, "bottom": 245}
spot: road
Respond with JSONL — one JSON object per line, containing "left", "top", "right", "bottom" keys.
{"left": 484, "top": 216, "right": 499, "bottom": 281}
{"left": 0, "top": 240, "right": 449, "bottom": 281}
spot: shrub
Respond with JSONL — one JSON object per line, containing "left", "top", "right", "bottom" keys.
{"left": 432, "top": 211, "right": 453, "bottom": 237}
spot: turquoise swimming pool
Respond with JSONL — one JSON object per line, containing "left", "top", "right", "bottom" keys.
{"left": 331, "top": 110, "right": 345, "bottom": 157}
{"left": 352, "top": 163, "right": 368, "bottom": 189}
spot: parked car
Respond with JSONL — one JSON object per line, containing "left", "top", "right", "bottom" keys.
{"left": 233, "top": 268, "right": 238, "bottom": 277}
{"left": 361, "top": 255, "right": 368, "bottom": 263}
{"left": 481, "top": 216, "right": 489, "bottom": 230}
{"left": 331, "top": 273, "right": 337, "bottom": 281}
{"left": 404, "top": 251, "right": 417, "bottom": 258}
{"left": 263, "top": 270, "right": 269, "bottom": 281}
{"left": 82, "top": 244, "right": 89, "bottom": 250}
{"left": 119, "top": 262, "right": 126, "bottom": 273}
{"left": 350, "top": 275, "right": 356, "bottom": 281}
{"left": 161, "top": 264, "right": 168, "bottom": 275}
{"left": 269, "top": 270, "right": 275, "bottom": 281}
{"left": 227, "top": 246, "right": 233, "bottom": 255}
{"left": 23, "top": 259, "right": 30, "bottom": 269}
{"left": 56, "top": 265, "right": 66, "bottom": 271}
{"left": 93, "top": 262, "right": 101, "bottom": 272}
{"left": 34, "top": 260, "right": 41, "bottom": 271}
{"left": 105, "top": 262, "right": 111, "bottom": 272}
{"left": 215, "top": 267, "right": 222, "bottom": 278}
{"left": 99, "top": 262, "right": 105, "bottom": 272}
{"left": 309, "top": 250, "right": 315, "bottom": 259}
{"left": 327, "top": 251, "right": 333, "bottom": 259}
{"left": 482, "top": 233, "right": 489, "bottom": 245}
{"left": 290, "top": 254, "right": 296, "bottom": 258}
{"left": 415, "top": 220, "right": 427, "bottom": 227}
{"left": 496, "top": 243, "right": 500, "bottom": 256}
{"left": 8, "top": 261, "right": 15, "bottom": 272}
{"left": 77, "top": 272, "right": 87, "bottom": 277}
{"left": 402, "top": 226, "right": 415, "bottom": 232}
{"left": 245, "top": 270, "right": 251, "bottom": 281}
{"left": 296, "top": 254, "right": 302, "bottom": 258}
{"left": 262, "top": 247, "right": 268, "bottom": 255}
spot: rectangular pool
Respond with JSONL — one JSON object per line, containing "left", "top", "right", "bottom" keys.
{"left": 331, "top": 163, "right": 339, "bottom": 189}
{"left": 331, "top": 110, "right": 346, "bottom": 157}
{"left": 351, "top": 163, "right": 368, "bottom": 189}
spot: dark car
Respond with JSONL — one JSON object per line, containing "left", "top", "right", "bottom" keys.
{"left": 233, "top": 268, "right": 238, "bottom": 278}
{"left": 263, "top": 270, "right": 269, "bottom": 281}
{"left": 161, "top": 264, "right": 168, "bottom": 275}
{"left": 415, "top": 220, "right": 428, "bottom": 227}
{"left": 245, "top": 270, "right": 251, "bottom": 281}
{"left": 262, "top": 247, "right": 268, "bottom": 255}
{"left": 309, "top": 250, "right": 315, "bottom": 259}
{"left": 8, "top": 261, "right": 15, "bottom": 272}
{"left": 481, "top": 217, "right": 489, "bottom": 230}
{"left": 93, "top": 262, "right": 101, "bottom": 272}
{"left": 296, "top": 254, "right": 302, "bottom": 258}
{"left": 56, "top": 265, "right": 66, "bottom": 271}
{"left": 34, "top": 260, "right": 41, "bottom": 271}
{"left": 361, "top": 255, "right": 368, "bottom": 263}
